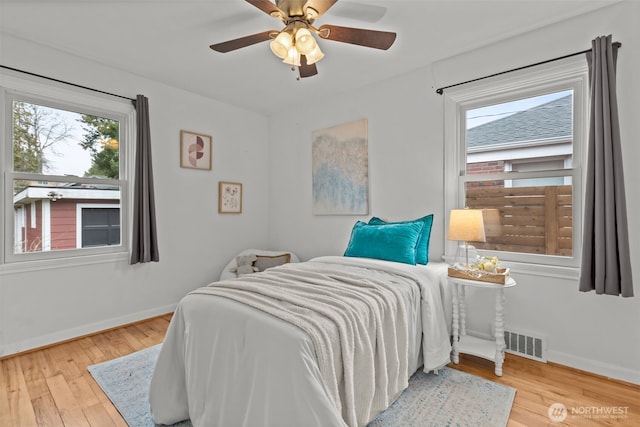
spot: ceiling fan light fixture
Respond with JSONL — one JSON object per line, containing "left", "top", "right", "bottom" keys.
{"left": 269, "top": 31, "right": 293, "bottom": 59}
{"left": 304, "top": 44, "right": 324, "bottom": 65}
{"left": 211, "top": 0, "right": 396, "bottom": 78}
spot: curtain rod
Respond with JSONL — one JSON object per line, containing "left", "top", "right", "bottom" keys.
{"left": 435, "top": 41, "right": 621, "bottom": 95}
{"left": 0, "top": 64, "right": 136, "bottom": 102}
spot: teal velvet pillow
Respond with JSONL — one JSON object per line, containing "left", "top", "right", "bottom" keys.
{"left": 344, "top": 221, "right": 425, "bottom": 265}
{"left": 369, "top": 214, "right": 434, "bottom": 265}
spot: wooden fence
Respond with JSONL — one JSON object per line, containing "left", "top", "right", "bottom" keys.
{"left": 465, "top": 185, "right": 573, "bottom": 256}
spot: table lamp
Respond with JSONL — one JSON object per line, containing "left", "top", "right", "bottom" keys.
{"left": 448, "top": 209, "right": 486, "bottom": 268}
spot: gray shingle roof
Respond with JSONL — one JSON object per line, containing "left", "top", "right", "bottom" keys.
{"left": 467, "top": 94, "right": 572, "bottom": 148}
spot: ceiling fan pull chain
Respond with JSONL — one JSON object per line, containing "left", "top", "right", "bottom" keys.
{"left": 291, "top": 66, "right": 301, "bottom": 81}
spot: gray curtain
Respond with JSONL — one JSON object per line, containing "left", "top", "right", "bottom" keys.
{"left": 579, "top": 35, "right": 632, "bottom": 296}
{"left": 130, "top": 94, "right": 159, "bottom": 264}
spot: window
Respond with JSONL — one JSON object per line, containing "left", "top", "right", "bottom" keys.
{"left": 2, "top": 73, "right": 134, "bottom": 265}
{"left": 444, "top": 57, "right": 588, "bottom": 270}
{"left": 80, "top": 206, "right": 121, "bottom": 248}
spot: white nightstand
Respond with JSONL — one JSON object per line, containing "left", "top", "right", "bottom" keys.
{"left": 448, "top": 275, "right": 516, "bottom": 376}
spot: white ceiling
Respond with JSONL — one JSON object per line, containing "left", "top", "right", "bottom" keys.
{"left": 0, "top": 0, "right": 619, "bottom": 115}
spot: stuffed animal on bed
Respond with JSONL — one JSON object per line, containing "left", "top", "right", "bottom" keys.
{"left": 229, "top": 254, "right": 259, "bottom": 277}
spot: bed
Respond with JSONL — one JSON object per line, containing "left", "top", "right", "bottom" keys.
{"left": 150, "top": 257, "right": 451, "bottom": 427}
{"left": 150, "top": 216, "right": 452, "bottom": 426}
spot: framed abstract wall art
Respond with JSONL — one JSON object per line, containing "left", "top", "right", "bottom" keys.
{"left": 180, "top": 130, "right": 212, "bottom": 170}
{"left": 312, "top": 118, "right": 369, "bottom": 215}
{"left": 218, "top": 181, "right": 242, "bottom": 214}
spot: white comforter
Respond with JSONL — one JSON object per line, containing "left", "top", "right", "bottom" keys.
{"left": 149, "top": 256, "right": 451, "bottom": 427}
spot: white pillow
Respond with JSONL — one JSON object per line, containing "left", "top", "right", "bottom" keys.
{"left": 219, "top": 249, "right": 300, "bottom": 281}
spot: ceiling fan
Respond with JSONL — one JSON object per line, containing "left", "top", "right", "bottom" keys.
{"left": 209, "top": 0, "right": 397, "bottom": 79}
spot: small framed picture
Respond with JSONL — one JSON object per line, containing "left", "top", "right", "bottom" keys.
{"left": 180, "top": 130, "right": 212, "bottom": 170}
{"left": 218, "top": 181, "right": 242, "bottom": 214}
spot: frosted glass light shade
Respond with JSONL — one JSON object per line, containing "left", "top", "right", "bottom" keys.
{"left": 270, "top": 31, "right": 293, "bottom": 59}
{"left": 304, "top": 44, "right": 324, "bottom": 65}
{"left": 282, "top": 46, "right": 301, "bottom": 66}
{"left": 294, "top": 28, "right": 316, "bottom": 55}
{"left": 270, "top": 25, "right": 325, "bottom": 67}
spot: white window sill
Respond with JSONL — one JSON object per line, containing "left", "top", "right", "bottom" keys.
{"left": 0, "top": 251, "right": 129, "bottom": 275}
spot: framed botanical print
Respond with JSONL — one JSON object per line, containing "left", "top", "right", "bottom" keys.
{"left": 218, "top": 181, "right": 242, "bottom": 214}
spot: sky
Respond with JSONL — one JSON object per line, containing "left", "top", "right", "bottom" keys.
{"left": 40, "top": 108, "right": 94, "bottom": 177}
{"left": 466, "top": 89, "right": 572, "bottom": 129}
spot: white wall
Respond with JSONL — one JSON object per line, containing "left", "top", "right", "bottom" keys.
{"left": 0, "top": 35, "right": 270, "bottom": 356}
{"left": 267, "top": 1, "right": 640, "bottom": 384}
{"left": 267, "top": 67, "right": 445, "bottom": 261}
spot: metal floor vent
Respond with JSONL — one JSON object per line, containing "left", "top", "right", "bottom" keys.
{"left": 504, "top": 330, "right": 547, "bottom": 362}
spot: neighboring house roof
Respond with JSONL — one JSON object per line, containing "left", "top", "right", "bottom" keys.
{"left": 13, "top": 185, "right": 119, "bottom": 205}
{"left": 467, "top": 94, "right": 572, "bottom": 149}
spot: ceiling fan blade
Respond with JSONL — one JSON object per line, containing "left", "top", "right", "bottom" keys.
{"left": 304, "top": 0, "right": 338, "bottom": 18}
{"left": 317, "top": 24, "right": 396, "bottom": 50}
{"left": 245, "top": 0, "right": 285, "bottom": 18}
{"left": 210, "top": 30, "right": 275, "bottom": 53}
{"left": 299, "top": 55, "right": 318, "bottom": 78}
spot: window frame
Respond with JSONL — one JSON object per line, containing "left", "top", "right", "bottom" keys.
{"left": 1, "top": 72, "right": 134, "bottom": 269}
{"left": 443, "top": 56, "right": 589, "bottom": 276}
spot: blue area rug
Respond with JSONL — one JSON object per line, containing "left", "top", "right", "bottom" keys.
{"left": 88, "top": 344, "right": 515, "bottom": 427}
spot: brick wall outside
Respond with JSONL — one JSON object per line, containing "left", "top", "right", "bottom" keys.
{"left": 466, "top": 160, "right": 505, "bottom": 188}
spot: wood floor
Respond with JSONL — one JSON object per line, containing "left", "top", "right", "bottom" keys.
{"left": 1, "top": 314, "right": 638, "bottom": 426}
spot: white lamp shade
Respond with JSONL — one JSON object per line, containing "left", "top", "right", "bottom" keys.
{"left": 448, "top": 209, "right": 486, "bottom": 243}
{"left": 270, "top": 31, "right": 293, "bottom": 59}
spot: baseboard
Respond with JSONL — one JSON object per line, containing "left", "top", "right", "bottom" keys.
{"left": 547, "top": 349, "right": 640, "bottom": 386}
{"left": 0, "top": 303, "right": 177, "bottom": 358}
{"left": 465, "top": 328, "right": 640, "bottom": 385}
